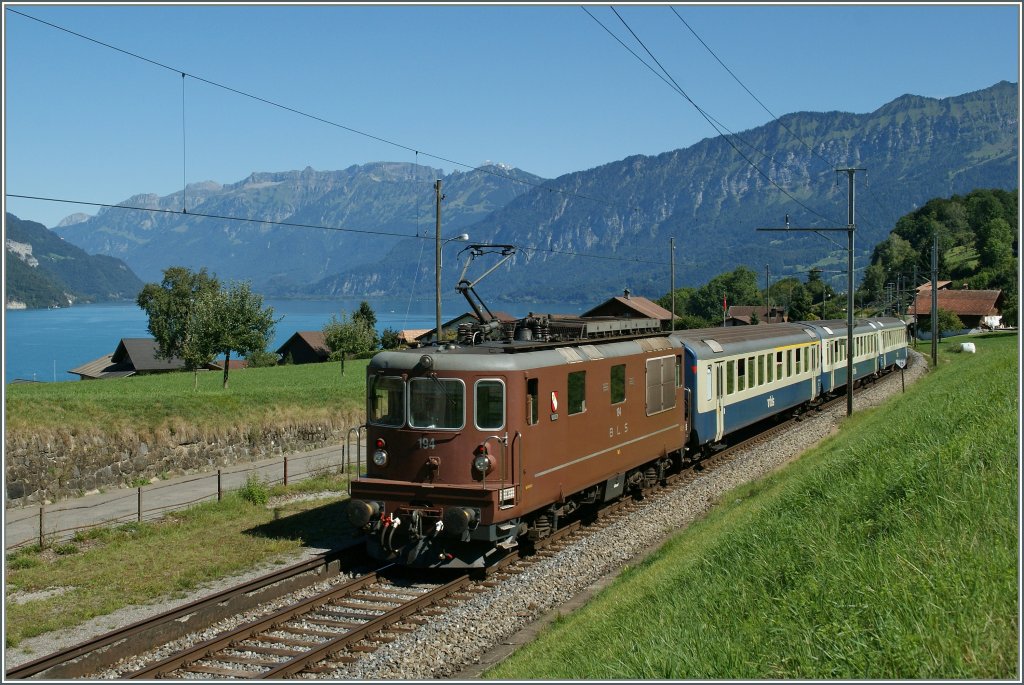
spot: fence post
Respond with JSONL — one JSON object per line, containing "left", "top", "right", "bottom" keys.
{"left": 137, "top": 487, "right": 142, "bottom": 522}
{"left": 284, "top": 456, "right": 289, "bottom": 487}
{"left": 38, "top": 506, "right": 44, "bottom": 549}
{"left": 218, "top": 469, "right": 222, "bottom": 501}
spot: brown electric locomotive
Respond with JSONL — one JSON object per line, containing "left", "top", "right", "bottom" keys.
{"left": 345, "top": 312, "right": 691, "bottom": 568}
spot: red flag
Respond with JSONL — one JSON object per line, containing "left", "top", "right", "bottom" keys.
{"left": 723, "top": 295, "right": 727, "bottom": 312}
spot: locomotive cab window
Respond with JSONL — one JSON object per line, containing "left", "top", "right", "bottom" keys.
{"left": 409, "top": 378, "right": 464, "bottom": 430}
{"left": 369, "top": 376, "right": 405, "bottom": 427}
{"left": 475, "top": 379, "right": 505, "bottom": 431}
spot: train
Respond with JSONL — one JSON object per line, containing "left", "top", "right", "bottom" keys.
{"left": 345, "top": 307, "right": 909, "bottom": 569}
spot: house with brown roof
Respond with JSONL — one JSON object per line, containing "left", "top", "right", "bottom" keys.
{"left": 907, "top": 289, "right": 1003, "bottom": 332}
{"left": 725, "top": 305, "right": 789, "bottom": 326}
{"left": 582, "top": 290, "right": 673, "bottom": 327}
{"left": 69, "top": 338, "right": 186, "bottom": 380}
{"left": 276, "top": 331, "right": 331, "bottom": 364}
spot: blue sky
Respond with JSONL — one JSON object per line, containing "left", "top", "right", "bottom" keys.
{"left": 3, "top": 2, "right": 1020, "bottom": 228}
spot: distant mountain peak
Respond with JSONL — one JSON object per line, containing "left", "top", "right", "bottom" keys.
{"left": 55, "top": 212, "right": 92, "bottom": 228}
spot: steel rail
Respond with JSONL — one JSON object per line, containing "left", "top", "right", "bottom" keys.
{"left": 5, "top": 546, "right": 359, "bottom": 680}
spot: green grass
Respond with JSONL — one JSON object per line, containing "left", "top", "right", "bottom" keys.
{"left": 4, "top": 360, "right": 369, "bottom": 436}
{"left": 4, "top": 474, "right": 356, "bottom": 647}
{"left": 487, "top": 332, "right": 1019, "bottom": 680}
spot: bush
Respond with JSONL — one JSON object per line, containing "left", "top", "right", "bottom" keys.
{"left": 238, "top": 473, "right": 270, "bottom": 506}
{"left": 247, "top": 349, "right": 280, "bottom": 368}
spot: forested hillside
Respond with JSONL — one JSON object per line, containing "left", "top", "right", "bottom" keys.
{"left": 858, "top": 188, "right": 1018, "bottom": 324}
{"left": 5, "top": 213, "right": 143, "bottom": 309}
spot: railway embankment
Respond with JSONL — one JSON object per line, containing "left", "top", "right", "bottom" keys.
{"left": 482, "top": 333, "right": 1018, "bottom": 680}
{"left": 4, "top": 361, "right": 368, "bottom": 506}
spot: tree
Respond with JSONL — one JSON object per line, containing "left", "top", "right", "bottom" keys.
{"left": 137, "top": 266, "right": 221, "bottom": 386}
{"left": 918, "top": 308, "right": 966, "bottom": 338}
{"left": 352, "top": 301, "right": 380, "bottom": 350}
{"left": 380, "top": 327, "right": 402, "bottom": 350}
{"left": 323, "top": 312, "right": 377, "bottom": 362}
{"left": 202, "top": 281, "right": 279, "bottom": 389}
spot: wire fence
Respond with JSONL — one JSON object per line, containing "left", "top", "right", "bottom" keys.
{"left": 4, "top": 436, "right": 364, "bottom": 552}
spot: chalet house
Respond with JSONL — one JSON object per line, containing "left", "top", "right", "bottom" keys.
{"left": 69, "top": 338, "right": 186, "bottom": 380}
{"left": 398, "top": 329, "right": 431, "bottom": 346}
{"left": 276, "top": 331, "right": 331, "bottom": 364}
{"left": 582, "top": 290, "right": 673, "bottom": 328}
{"left": 907, "top": 289, "right": 1003, "bottom": 333}
{"left": 725, "top": 305, "right": 789, "bottom": 326}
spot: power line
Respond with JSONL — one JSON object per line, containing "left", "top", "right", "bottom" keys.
{"left": 593, "top": 6, "right": 846, "bottom": 232}
{"left": 669, "top": 7, "right": 839, "bottom": 172}
{"left": 6, "top": 192, "right": 670, "bottom": 266}
{"left": 5, "top": 7, "right": 634, "bottom": 214}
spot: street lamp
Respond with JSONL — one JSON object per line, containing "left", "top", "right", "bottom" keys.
{"left": 435, "top": 232, "right": 469, "bottom": 343}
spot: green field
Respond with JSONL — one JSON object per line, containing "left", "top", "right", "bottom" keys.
{"left": 5, "top": 360, "right": 370, "bottom": 438}
{"left": 487, "top": 333, "right": 1019, "bottom": 680}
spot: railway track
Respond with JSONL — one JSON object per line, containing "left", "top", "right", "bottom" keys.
{"left": 5, "top": 547, "right": 362, "bottom": 680}
{"left": 7, "top": 368, "right": 902, "bottom": 680}
{"left": 125, "top": 568, "right": 474, "bottom": 679}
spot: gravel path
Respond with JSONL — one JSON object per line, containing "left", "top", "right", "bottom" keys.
{"left": 4, "top": 352, "right": 926, "bottom": 679}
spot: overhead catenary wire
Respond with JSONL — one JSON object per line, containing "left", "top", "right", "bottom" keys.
{"left": 5, "top": 7, "right": 636, "bottom": 215}
{"left": 669, "top": 7, "right": 839, "bottom": 172}
{"left": 591, "top": 6, "right": 846, "bottom": 232}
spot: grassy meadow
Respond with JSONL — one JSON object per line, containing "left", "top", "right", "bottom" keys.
{"left": 4, "top": 359, "right": 370, "bottom": 438}
{"left": 486, "top": 332, "right": 1019, "bottom": 680}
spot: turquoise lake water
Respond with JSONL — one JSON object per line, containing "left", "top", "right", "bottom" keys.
{"left": 3, "top": 297, "right": 585, "bottom": 383}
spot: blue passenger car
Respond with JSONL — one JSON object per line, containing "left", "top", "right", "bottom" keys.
{"left": 671, "top": 324, "right": 822, "bottom": 448}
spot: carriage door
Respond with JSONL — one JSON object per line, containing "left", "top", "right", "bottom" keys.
{"left": 713, "top": 362, "right": 726, "bottom": 442}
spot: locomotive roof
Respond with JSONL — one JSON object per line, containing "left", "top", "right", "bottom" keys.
{"left": 368, "top": 335, "right": 681, "bottom": 374}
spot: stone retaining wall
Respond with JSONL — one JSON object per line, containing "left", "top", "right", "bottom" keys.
{"left": 4, "top": 420, "right": 355, "bottom": 506}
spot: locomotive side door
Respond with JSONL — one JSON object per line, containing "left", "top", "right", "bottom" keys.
{"left": 713, "top": 361, "right": 726, "bottom": 442}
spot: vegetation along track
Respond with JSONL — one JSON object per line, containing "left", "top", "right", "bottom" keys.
{"left": 8, "top": 357, "right": 919, "bottom": 680}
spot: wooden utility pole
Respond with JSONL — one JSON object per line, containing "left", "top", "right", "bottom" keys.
{"left": 670, "top": 237, "right": 676, "bottom": 331}
{"left": 435, "top": 180, "right": 443, "bottom": 344}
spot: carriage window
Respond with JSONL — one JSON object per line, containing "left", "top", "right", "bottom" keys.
{"left": 758, "top": 355, "right": 765, "bottom": 386}
{"left": 766, "top": 353, "right": 773, "bottom": 383}
{"left": 475, "top": 380, "right": 505, "bottom": 430}
{"left": 737, "top": 358, "right": 746, "bottom": 392}
{"left": 409, "top": 378, "right": 464, "bottom": 429}
{"left": 527, "top": 378, "right": 539, "bottom": 425}
{"left": 786, "top": 350, "right": 793, "bottom": 377}
{"left": 726, "top": 360, "right": 735, "bottom": 394}
{"left": 804, "top": 347, "right": 810, "bottom": 372}
{"left": 611, "top": 364, "right": 626, "bottom": 404}
{"left": 368, "top": 376, "right": 405, "bottom": 427}
{"left": 568, "top": 370, "right": 586, "bottom": 415}
{"left": 776, "top": 351, "right": 783, "bottom": 379}
{"left": 748, "top": 356, "right": 756, "bottom": 387}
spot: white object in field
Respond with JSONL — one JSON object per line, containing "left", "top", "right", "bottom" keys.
{"left": 960, "top": 342, "right": 976, "bottom": 353}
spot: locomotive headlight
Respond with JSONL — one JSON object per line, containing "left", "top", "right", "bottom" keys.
{"left": 372, "top": 449, "right": 389, "bottom": 467}
{"left": 473, "top": 454, "right": 493, "bottom": 474}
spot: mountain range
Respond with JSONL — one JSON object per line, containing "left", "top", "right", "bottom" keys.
{"left": 5, "top": 213, "right": 143, "bottom": 309}
{"left": 52, "top": 81, "right": 1019, "bottom": 305}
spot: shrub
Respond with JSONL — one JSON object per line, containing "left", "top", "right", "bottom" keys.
{"left": 238, "top": 473, "right": 270, "bottom": 506}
